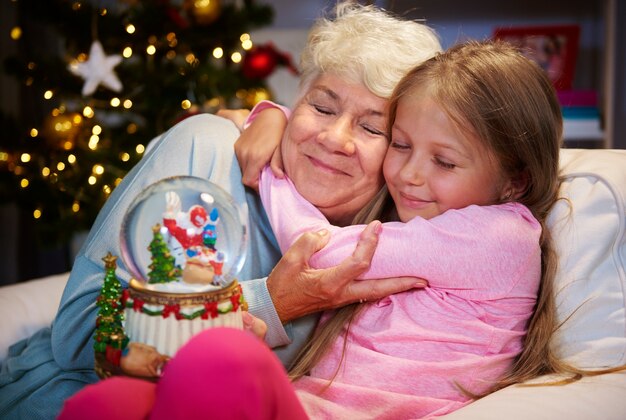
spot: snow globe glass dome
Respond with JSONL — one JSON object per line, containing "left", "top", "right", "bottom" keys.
{"left": 120, "top": 176, "right": 247, "bottom": 293}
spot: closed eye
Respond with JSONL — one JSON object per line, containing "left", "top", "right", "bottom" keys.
{"left": 390, "top": 141, "right": 410, "bottom": 150}
{"left": 313, "top": 105, "right": 334, "bottom": 115}
{"left": 434, "top": 157, "right": 456, "bottom": 169}
{"left": 362, "top": 124, "right": 385, "bottom": 136}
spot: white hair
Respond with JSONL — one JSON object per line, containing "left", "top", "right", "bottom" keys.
{"left": 298, "top": 1, "right": 442, "bottom": 99}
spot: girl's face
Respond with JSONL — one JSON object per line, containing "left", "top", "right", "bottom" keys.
{"left": 281, "top": 74, "right": 389, "bottom": 226}
{"left": 383, "top": 93, "right": 512, "bottom": 222}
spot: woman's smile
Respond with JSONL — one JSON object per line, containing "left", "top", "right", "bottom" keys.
{"left": 306, "top": 154, "right": 351, "bottom": 176}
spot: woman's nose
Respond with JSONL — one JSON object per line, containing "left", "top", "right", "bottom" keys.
{"left": 318, "top": 117, "right": 356, "bottom": 155}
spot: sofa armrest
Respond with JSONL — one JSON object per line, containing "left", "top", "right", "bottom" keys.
{"left": 0, "top": 272, "right": 69, "bottom": 363}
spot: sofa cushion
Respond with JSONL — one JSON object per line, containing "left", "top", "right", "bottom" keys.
{"left": 548, "top": 148, "right": 626, "bottom": 368}
{"left": 0, "top": 272, "right": 68, "bottom": 363}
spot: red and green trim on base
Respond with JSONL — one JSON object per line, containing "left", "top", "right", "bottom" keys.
{"left": 121, "top": 283, "right": 246, "bottom": 321}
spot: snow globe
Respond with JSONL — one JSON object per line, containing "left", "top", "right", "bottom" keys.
{"left": 119, "top": 176, "right": 248, "bottom": 359}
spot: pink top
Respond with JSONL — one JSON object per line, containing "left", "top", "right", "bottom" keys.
{"left": 259, "top": 166, "right": 542, "bottom": 419}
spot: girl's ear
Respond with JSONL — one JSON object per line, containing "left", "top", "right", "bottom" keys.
{"left": 508, "top": 169, "right": 530, "bottom": 201}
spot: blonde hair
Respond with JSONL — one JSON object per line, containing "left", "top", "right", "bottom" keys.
{"left": 297, "top": 1, "right": 441, "bottom": 101}
{"left": 291, "top": 40, "right": 621, "bottom": 396}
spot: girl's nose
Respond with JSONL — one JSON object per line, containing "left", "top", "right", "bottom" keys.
{"left": 318, "top": 116, "right": 356, "bottom": 156}
{"left": 399, "top": 157, "right": 425, "bottom": 186}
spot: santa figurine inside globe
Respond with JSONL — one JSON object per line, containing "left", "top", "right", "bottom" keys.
{"left": 159, "top": 190, "right": 225, "bottom": 286}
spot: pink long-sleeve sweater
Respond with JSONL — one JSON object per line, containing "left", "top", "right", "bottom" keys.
{"left": 259, "top": 166, "right": 541, "bottom": 419}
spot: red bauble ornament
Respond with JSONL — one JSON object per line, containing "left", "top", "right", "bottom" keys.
{"left": 242, "top": 45, "right": 277, "bottom": 80}
{"left": 242, "top": 43, "right": 299, "bottom": 80}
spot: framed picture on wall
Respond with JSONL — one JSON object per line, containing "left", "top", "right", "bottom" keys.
{"left": 493, "top": 24, "right": 580, "bottom": 90}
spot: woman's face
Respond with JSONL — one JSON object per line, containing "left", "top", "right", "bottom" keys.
{"left": 281, "top": 74, "right": 389, "bottom": 225}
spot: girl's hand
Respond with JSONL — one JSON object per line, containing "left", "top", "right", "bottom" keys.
{"left": 230, "top": 107, "right": 287, "bottom": 191}
{"left": 267, "top": 221, "right": 428, "bottom": 322}
{"left": 217, "top": 108, "right": 250, "bottom": 132}
{"left": 242, "top": 311, "right": 268, "bottom": 340}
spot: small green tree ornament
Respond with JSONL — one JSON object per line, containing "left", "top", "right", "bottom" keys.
{"left": 148, "top": 224, "right": 181, "bottom": 284}
{"left": 94, "top": 253, "right": 129, "bottom": 364}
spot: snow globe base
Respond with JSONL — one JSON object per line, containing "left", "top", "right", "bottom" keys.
{"left": 123, "top": 278, "right": 247, "bottom": 357}
{"left": 94, "top": 277, "right": 247, "bottom": 381}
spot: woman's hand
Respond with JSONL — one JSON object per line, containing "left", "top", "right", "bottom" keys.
{"left": 267, "top": 221, "right": 428, "bottom": 323}
{"left": 120, "top": 342, "right": 169, "bottom": 378}
{"left": 226, "top": 107, "right": 287, "bottom": 191}
{"left": 242, "top": 311, "right": 268, "bottom": 340}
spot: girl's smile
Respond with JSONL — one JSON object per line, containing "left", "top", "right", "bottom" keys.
{"left": 397, "top": 192, "right": 433, "bottom": 209}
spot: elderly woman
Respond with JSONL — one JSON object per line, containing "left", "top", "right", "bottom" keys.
{"left": 0, "top": 3, "right": 440, "bottom": 419}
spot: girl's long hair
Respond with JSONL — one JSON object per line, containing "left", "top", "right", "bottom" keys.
{"left": 288, "top": 186, "right": 392, "bottom": 382}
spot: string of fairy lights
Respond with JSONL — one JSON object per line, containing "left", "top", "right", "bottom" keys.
{"left": 1, "top": 0, "right": 277, "bottom": 239}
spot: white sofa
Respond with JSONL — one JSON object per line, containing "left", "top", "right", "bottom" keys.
{"left": 1, "top": 148, "right": 625, "bottom": 419}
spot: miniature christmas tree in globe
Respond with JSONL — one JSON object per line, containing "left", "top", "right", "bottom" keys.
{"left": 147, "top": 224, "right": 181, "bottom": 284}
{"left": 94, "top": 253, "right": 129, "bottom": 366}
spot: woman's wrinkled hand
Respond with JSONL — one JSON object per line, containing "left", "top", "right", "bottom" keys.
{"left": 242, "top": 311, "right": 268, "bottom": 340}
{"left": 267, "top": 221, "right": 428, "bottom": 323}
{"left": 120, "top": 342, "right": 170, "bottom": 378}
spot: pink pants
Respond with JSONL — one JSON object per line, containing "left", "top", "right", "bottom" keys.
{"left": 59, "top": 328, "right": 308, "bottom": 419}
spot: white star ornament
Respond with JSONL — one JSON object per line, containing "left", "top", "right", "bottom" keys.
{"left": 69, "top": 40, "right": 123, "bottom": 96}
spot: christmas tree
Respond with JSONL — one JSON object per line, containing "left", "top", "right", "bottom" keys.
{"left": 94, "top": 252, "right": 128, "bottom": 364}
{"left": 1, "top": 0, "right": 276, "bottom": 245}
{"left": 148, "top": 223, "right": 181, "bottom": 284}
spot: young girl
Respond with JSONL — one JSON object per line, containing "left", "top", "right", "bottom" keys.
{"left": 60, "top": 40, "right": 564, "bottom": 419}
{"left": 257, "top": 38, "right": 561, "bottom": 418}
